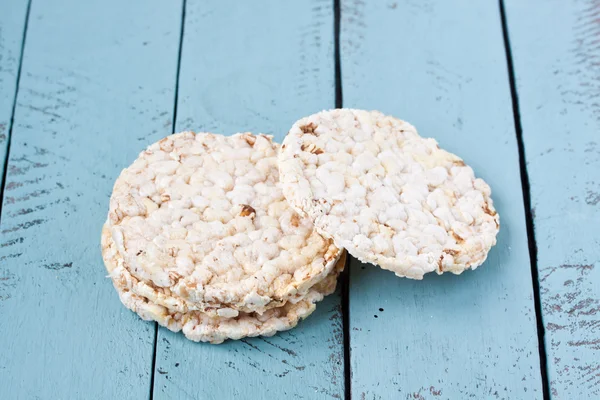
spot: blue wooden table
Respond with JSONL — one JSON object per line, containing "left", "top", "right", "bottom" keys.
{"left": 0, "top": 1, "right": 598, "bottom": 399}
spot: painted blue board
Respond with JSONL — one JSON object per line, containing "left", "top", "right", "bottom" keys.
{"left": 340, "top": 1, "right": 544, "bottom": 398}
{"left": 152, "top": 1, "right": 344, "bottom": 399}
{"left": 0, "top": 0, "right": 182, "bottom": 398}
{"left": 504, "top": 0, "right": 600, "bottom": 397}
{"left": 0, "top": 0, "right": 29, "bottom": 183}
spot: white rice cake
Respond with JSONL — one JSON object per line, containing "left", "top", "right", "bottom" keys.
{"left": 105, "top": 230, "right": 346, "bottom": 344}
{"left": 279, "top": 109, "right": 499, "bottom": 279}
{"left": 105, "top": 132, "right": 341, "bottom": 314}
{"left": 101, "top": 223, "right": 340, "bottom": 317}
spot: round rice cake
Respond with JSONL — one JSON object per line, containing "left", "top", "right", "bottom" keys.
{"left": 101, "top": 223, "right": 342, "bottom": 317}
{"left": 106, "top": 131, "right": 341, "bottom": 314}
{"left": 279, "top": 109, "right": 499, "bottom": 279}
{"left": 108, "top": 243, "right": 346, "bottom": 344}
{"left": 112, "top": 276, "right": 336, "bottom": 344}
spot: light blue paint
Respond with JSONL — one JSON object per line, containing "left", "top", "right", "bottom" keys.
{"left": 0, "top": 0, "right": 29, "bottom": 182}
{"left": 340, "top": 1, "right": 544, "bottom": 398}
{"left": 6, "top": 0, "right": 596, "bottom": 398}
{"left": 173, "top": 0, "right": 335, "bottom": 139}
{"left": 152, "top": 1, "right": 344, "bottom": 399}
{"left": 0, "top": 0, "right": 182, "bottom": 398}
{"left": 505, "top": 0, "right": 600, "bottom": 397}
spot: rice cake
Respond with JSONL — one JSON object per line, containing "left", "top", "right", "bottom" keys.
{"left": 105, "top": 132, "right": 341, "bottom": 313}
{"left": 279, "top": 109, "right": 499, "bottom": 279}
{"left": 102, "top": 223, "right": 341, "bottom": 317}
{"left": 105, "top": 232, "right": 346, "bottom": 344}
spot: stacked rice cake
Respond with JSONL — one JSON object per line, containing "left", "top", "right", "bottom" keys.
{"left": 101, "top": 132, "right": 344, "bottom": 344}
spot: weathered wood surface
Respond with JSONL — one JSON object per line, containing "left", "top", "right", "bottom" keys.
{"left": 0, "top": 0, "right": 29, "bottom": 183}
{"left": 340, "top": 1, "right": 544, "bottom": 398}
{"left": 2, "top": 0, "right": 599, "bottom": 398}
{"left": 151, "top": 1, "right": 344, "bottom": 399}
{"left": 0, "top": 0, "right": 182, "bottom": 398}
{"left": 504, "top": 0, "right": 600, "bottom": 397}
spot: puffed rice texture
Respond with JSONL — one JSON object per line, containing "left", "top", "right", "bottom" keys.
{"left": 279, "top": 109, "right": 499, "bottom": 279}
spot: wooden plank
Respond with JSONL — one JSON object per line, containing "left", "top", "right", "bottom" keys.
{"left": 0, "top": 1, "right": 183, "bottom": 398}
{"left": 0, "top": 0, "right": 29, "bottom": 183}
{"left": 340, "top": 1, "right": 544, "bottom": 398}
{"left": 152, "top": 1, "right": 344, "bottom": 398}
{"left": 504, "top": 0, "right": 600, "bottom": 397}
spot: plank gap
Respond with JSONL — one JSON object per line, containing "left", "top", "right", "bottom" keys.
{"left": 341, "top": 266, "right": 351, "bottom": 400}
{"left": 334, "top": 0, "right": 343, "bottom": 110}
{"left": 334, "top": 0, "right": 350, "bottom": 399}
{"left": 171, "top": 0, "right": 187, "bottom": 136}
{"left": 0, "top": 0, "right": 32, "bottom": 225}
{"left": 149, "top": 1, "right": 187, "bottom": 399}
{"left": 148, "top": 323, "right": 159, "bottom": 400}
{"left": 499, "top": 1, "right": 550, "bottom": 398}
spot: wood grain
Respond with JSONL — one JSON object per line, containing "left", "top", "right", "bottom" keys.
{"left": 0, "top": 0, "right": 183, "bottom": 398}
{"left": 0, "top": 0, "right": 29, "bottom": 184}
{"left": 504, "top": 0, "right": 600, "bottom": 397}
{"left": 340, "top": 1, "right": 544, "bottom": 398}
{"left": 151, "top": 1, "right": 344, "bottom": 399}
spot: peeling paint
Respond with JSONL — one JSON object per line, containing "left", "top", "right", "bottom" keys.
{"left": 585, "top": 190, "right": 600, "bottom": 206}
{"left": 42, "top": 262, "right": 73, "bottom": 270}
{"left": 1, "top": 218, "right": 46, "bottom": 234}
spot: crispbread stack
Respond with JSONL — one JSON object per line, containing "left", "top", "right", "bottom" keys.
{"left": 102, "top": 132, "right": 344, "bottom": 344}
{"left": 102, "top": 224, "right": 345, "bottom": 344}
{"left": 101, "top": 109, "right": 499, "bottom": 343}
